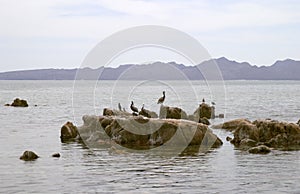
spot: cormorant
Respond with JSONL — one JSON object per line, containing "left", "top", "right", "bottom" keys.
{"left": 157, "top": 91, "right": 166, "bottom": 104}
{"left": 118, "top": 103, "right": 122, "bottom": 111}
{"left": 130, "top": 101, "right": 138, "bottom": 113}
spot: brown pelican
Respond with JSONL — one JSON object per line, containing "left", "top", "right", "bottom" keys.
{"left": 130, "top": 101, "right": 138, "bottom": 113}
{"left": 157, "top": 91, "right": 165, "bottom": 104}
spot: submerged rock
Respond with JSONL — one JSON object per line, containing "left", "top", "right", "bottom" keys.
{"left": 60, "top": 122, "right": 78, "bottom": 141}
{"left": 159, "top": 105, "right": 188, "bottom": 120}
{"left": 78, "top": 115, "right": 223, "bottom": 153}
{"left": 10, "top": 98, "right": 28, "bottom": 107}
{"left": 20, "top": 150, "right": 39, "bottom": 161}
{"left": 248, "top": 145, "right": 271, "bottom": 154}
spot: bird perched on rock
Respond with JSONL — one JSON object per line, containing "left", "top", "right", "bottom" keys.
{"left": 130, "top": 101, "right": 138, "bottom": 113}
{"left": 157, "top": 91, "right": 166, "bottom": 104}
{"left": 202, "top": 98, "right": 205, "bottom": 103}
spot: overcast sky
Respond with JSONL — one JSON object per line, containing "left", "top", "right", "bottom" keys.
{"left": 1, "top": 0, "right": 300, "bottom": 72}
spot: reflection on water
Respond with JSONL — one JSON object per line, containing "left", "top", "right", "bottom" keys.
{"left": 0, "top": 80, "right": 299, "bottom": 193}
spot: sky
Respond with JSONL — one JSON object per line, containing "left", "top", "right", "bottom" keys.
{"left": 1, "top": 0, "right": 300, "bottom": 72}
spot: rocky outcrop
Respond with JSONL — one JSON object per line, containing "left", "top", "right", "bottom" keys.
{"left": 159, "top": 105, "right": 188, "bottom": 119}
{"left": 297, "top": 119, "right": 300, "bottom": 127}
{"left": 9, "top": 98, "right": 28, "bottom": 107}
{"left": 20, "top": 150, "right": 39, "bottom": 161}
{"left": 212, "top": 118, "right": 251, "bottom": 132}
{"left": 216, "top": 119, "right": 300, "bottom": 151}
{"left": 193, "top": 103, "right": 215, "bottom": 120}
{"left": 78, "top": 115, "right": 223, "bottom": 153}
{"left": 60, "top": 121, "right": 79, "bottom": 141}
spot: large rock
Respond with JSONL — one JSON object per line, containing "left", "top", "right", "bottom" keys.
{"left": 193, "top": 103, "right": 215, "bottom": 120}
{"left": 60, "top": 121, "right": 78, "bottom": 141}
{"left": 10, "top": 98, "right": 28, "bottom": 107}
{"left": 297, "top": 119, "right": 300, "bottom": 127}
{"left": 212, "top": 118, "right": 251, "bottom": 132}
{"left": 20, "top": 150, "right": 39, "bottom": 161}
{"left": 78, "top": 115, "right": 223, "bottom": 153}
{"left": 231, "top": 119, "right": 300, "bottom": 150}
{"left": 159, "top": 105, "right": 188, "bottom": 120}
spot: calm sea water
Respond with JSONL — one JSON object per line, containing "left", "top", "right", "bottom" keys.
{"left": 0, "top": 80, "right": 299, "bottom": 193}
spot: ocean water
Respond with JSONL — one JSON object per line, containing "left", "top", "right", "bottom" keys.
{"left": 0, "top": 80, "right": 299, "bottom": 193}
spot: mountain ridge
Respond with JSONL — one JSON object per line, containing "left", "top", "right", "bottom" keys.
{"left": 0, "top": 57, "right": 299, "bottom": 80}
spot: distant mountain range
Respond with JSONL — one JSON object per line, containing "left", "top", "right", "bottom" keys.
{"left": 1, "top": 57, "right": 299, "bottom": 80}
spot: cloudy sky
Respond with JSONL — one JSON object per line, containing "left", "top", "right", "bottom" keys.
{"left": 1, "top": 0, "right": 300, "bottom": 72}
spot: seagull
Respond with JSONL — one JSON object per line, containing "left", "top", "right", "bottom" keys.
{"left": 157, "top": 91, "right": 166, "bottom": 104}
{"left": 130, "top": 101, "right": 138, "bottom": 113}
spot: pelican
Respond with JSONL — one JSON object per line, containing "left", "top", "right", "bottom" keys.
{"left": 118, "top": 103, "right": 122, "bottom": 111}
{"left": 130, "top": 101, "right": 138, "bottom": 113}
{"left": 157, "top": 91, "right": 166, "bottom": 104}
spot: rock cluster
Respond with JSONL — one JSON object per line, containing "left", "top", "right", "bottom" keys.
{"left": 214, "top": 119, "right": 300, "bottom": 152}
{"left": 77, "top": 114, "right": 223, "bottom": 153}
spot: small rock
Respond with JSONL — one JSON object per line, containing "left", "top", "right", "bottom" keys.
{"left": 52, "top": 153, "right": 60, "bottom": 158}
{"left": 20, "top": 150, "right": 39, "bottom": 161}
{"left": 11, "top": 98, "right": 28, "bottom": 107}
{"left": 4, "top": 103, "right": 10, "bottom": 106}
{"left": 218, "top": 114, "right": 225, "bottom": 118}
{"left": 248, "top": 145, "right": 271, "bottom": 154}
{"left": 60, "top": 121, "right": 78, "bottom": 141}
{"left": 226, "top": 136, "right": 232, "bottom": 141}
